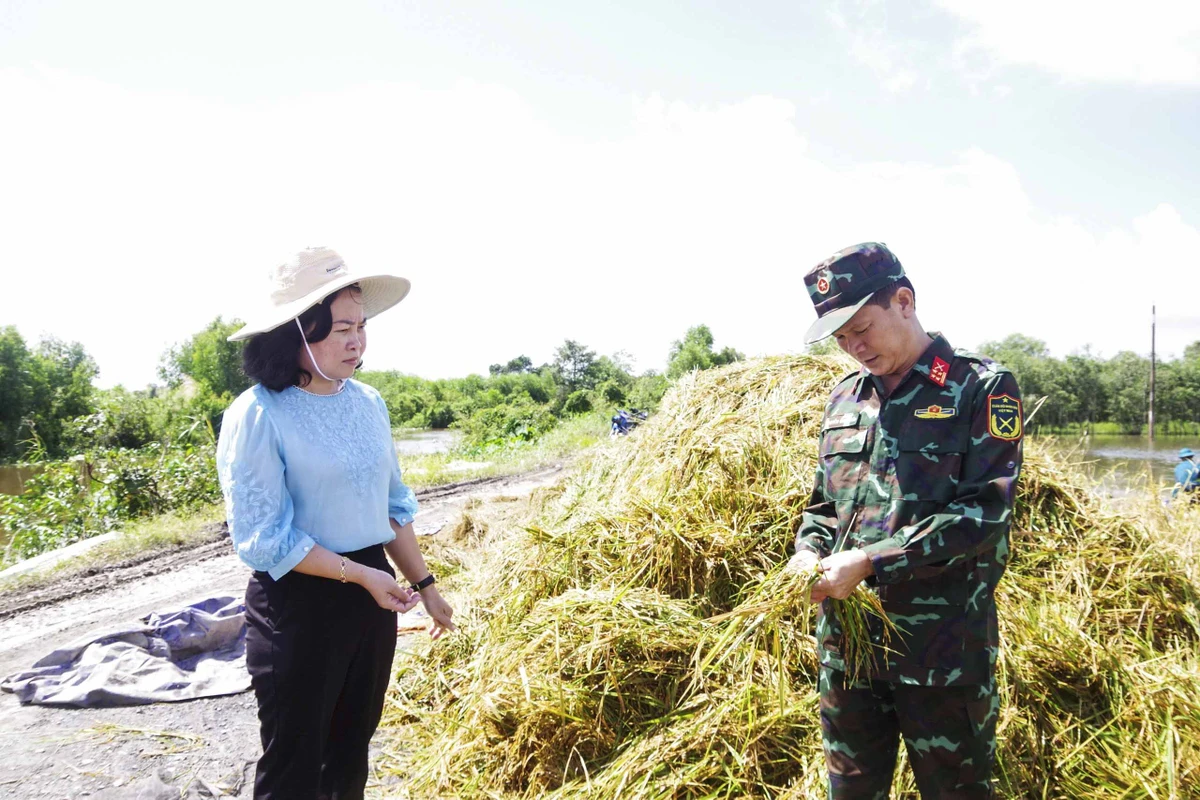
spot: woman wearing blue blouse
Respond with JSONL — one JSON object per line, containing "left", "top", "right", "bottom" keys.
{"left": 217, "top": 247, "right": 455, "bottom": 800}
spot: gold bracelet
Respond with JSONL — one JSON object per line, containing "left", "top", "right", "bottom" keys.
{"left": 339, "top": 556, "right": 347, "bottom": 584}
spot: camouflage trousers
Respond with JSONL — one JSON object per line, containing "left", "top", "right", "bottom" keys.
{"left": 818, "top": 668, "right": 998, "bottom": 799}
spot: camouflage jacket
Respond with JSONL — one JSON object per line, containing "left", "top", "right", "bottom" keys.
{"left": 795, "top": 334, "right": 1023, "bottom": 686}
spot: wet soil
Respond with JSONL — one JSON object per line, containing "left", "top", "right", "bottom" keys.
{"left": 0, "top": 466, "right": 563, "bottom": 799}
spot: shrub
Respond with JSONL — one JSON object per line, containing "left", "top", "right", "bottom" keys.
{"left": 457, "top": 403, "right": 558, "bottom": 448}
{"left": 595, "top": 380, "right": 626, "bottom": 406}
{"left": 0, "top": 459, "right": 118, "bottom": 564}
{"left": 563, "top": 390, "right": 593, "bottom": 415}
{"left": 628, "top": 373, "right": 669, "bottom": 410}
{"left": 0, "top": 442, "right": 221, "bottom": 568}
{"left": 426, "top": 402, "right": 456, "bottom": 430}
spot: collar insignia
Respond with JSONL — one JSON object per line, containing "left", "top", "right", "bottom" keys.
{"left": 929, "top": 356, "right": 950, "bottom": 387}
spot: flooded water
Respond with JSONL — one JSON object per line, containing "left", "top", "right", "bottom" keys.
{"left": 1048, "top": 434, "right": 1200, "bottom": 498}
{"left": 0, "top": 466, "right": 37, "bottom": 551}
{"left": 0, "top": 465, "right": 38, "bottom": 497}
{"left": 394, "top": 428, "right": 460, "bottom": 456}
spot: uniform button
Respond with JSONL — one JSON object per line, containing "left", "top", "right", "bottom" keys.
{"left": 304, "top": 545, "right": 311, "bottom": 552}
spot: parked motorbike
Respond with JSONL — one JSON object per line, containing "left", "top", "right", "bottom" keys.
{"left": 610, "top": 408, "right": 649, "bottom": 437}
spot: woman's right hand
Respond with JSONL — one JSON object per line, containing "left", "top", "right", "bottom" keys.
{"left": 358, "top": 568, "right": 419, "bottom": 613}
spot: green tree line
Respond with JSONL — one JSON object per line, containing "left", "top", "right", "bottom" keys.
{"left": 352, "top": 325, "right": 741, "bottom": 447}
{"left": 7, "top": 319, "right": 1197, "bottom": 461}
{"left": 0, "top": 328, "right": 98, "bottom": 462}
{"left": 978, "top": 335, "right": 1200, "bottom": 434}
{"left": 0, "top": 321, "right": 744, "bottom": 462}
{"left": 0, "top": 319, "right": 742, "bottom": 565}
{"left": 808, "top": 332, "right": 1200, "bottom": 434}
{"left": 0, "top": 321, "right": 246, "bottom": 463}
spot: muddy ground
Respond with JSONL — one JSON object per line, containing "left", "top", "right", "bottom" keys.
{"left": 0, "top": 466, "right": 563, "bottom": 799}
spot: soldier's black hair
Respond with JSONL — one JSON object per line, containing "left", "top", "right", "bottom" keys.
{"left": 865, "top": 276, "right": 915, "bottom": 310}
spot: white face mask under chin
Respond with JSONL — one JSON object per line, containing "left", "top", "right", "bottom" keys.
{"left": 295, "top": 317, "right": 339, "bottom": 384}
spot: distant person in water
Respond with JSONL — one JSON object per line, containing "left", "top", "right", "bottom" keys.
{"left": 1173, "top": 448, "right": 1200, "bottom": 503}
{"left": 217, "top": 247, "right": 454, "bottom": 800}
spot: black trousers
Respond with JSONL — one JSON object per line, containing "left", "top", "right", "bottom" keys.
{"left": 245, "top": 544, "right": 398, "bottom": 800}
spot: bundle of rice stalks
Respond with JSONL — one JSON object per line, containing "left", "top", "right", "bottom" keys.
{"left": 381, "top": 355, "right": 1200, "bottom": 799}
{"left": 710, "top": 563, "right": 898, "bottom": 686}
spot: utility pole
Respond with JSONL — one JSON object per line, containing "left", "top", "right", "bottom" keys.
{"left": 1149, "top": 305, "right": 1156, "bottom": 441}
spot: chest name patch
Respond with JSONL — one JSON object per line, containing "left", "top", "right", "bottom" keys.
{"left": 987, "top": 394, "right": 1023, "bottom": 441}
{"left": 929, "top": 357, "right": 950, "bottom": 387}
{"left": 825, "top": 412, "right": 858, "bottom": 428}
{"left": 914, "top": 404, "right": 956, "bottom": 420}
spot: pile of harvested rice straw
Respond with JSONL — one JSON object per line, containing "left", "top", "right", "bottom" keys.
{"left": 380, "top": 355, "right": 1200, "bottom": 798}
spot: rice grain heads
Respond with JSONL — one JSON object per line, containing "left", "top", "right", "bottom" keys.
{"left": 382, "top": 355, "right": 1200, "bottom": 799}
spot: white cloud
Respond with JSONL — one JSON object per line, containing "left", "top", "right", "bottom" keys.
{"left": 0, "top": 66, "right": 1196, "bottom": 389}
{"left": 828, "top": 2, "right": 924, "bottom": 93}
{"left": 937, "top": 0, "right": 1200, "bottom": 85}
{"left": 848, "top": 36, "right": 919, "bottom": 93}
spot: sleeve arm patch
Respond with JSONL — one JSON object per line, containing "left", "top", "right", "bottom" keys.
{"left": 986, "top": 394, "right": 1023, "bottom": 441}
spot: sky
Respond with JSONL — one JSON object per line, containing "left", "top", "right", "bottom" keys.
{"left": 1, "top": 0, "right": 1198, "bottom": 388}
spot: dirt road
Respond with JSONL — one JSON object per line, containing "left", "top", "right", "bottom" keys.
{"left": 0, "top": 466, "right": 563, "bottom": 799}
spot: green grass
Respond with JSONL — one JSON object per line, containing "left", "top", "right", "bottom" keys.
{"left": 397, "top": 411, "right": 612, "bottom": 489}
{"left": 0, "top": 415, "right": 611, "bottom": 596}
{"left": 0, "top": 503, "right": 226, "bottom": 595}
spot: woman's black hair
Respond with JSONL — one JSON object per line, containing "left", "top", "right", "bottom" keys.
{"left": 242, "top": 285, "right": 363, "bottom": 392}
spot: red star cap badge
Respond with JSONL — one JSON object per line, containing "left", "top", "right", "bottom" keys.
{"left": 929, "top": 357, "right": 950, "bottom": 387}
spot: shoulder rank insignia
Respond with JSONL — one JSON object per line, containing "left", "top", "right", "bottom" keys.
{"left": 929, "top": 356, "right": 950, "bottom": 387}
{"left": 914, "top": 404, "right": 956, "bottom": 420}
{"left": 987, "top": 394, "right": 1023, "bottom": 441}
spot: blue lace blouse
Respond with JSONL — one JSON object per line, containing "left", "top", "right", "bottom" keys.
{"left": 216, "top": 379, "right": 418, "bottom": 579}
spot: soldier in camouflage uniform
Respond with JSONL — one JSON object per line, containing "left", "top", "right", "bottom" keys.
{"left": 791, "top": 242, "right": 1023, "bottom": 798}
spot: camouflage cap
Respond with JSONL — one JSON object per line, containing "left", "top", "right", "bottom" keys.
{"left": 803, "top": 242, "right": 906, "bottom": 344}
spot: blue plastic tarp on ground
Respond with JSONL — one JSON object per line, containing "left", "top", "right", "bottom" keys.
{"left": 1, "top": 596, "right": 250, "bottom": 707}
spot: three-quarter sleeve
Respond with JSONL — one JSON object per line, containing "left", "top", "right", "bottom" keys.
{"left": 216, "top": 394, "right": 316, "bottom": 579}
{"left": 388, "top": 454, "right": 419, "bottom": 528}
{"left": 372, "top": 391, "right": 419, "bottom": 528}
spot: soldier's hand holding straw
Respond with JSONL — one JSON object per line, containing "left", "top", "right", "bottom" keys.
{"left": 806, "top": 549, "right": 874, "bottom": 603}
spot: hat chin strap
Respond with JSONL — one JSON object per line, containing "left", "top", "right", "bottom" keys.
{"left": 294, "top": 317, "right": 339, "bottom": 385}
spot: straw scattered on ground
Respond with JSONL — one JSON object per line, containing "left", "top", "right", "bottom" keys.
{"left": 378, "top": 354, "right": 1200, "bottom": 799}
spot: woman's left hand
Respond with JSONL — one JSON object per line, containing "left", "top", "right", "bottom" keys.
{"left": 418, "top": 586, "right": 457, "bottom": 639}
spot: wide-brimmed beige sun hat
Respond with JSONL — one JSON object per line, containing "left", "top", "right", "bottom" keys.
{"left": 228, "top": 247, "right": 411, "bottom": 342}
